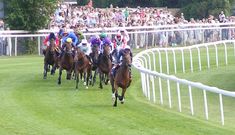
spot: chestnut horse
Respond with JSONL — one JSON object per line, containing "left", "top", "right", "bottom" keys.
{"left": 110, "top": 50, "right": 132, "bottom": 107}
{"left": 43, "top": 39, "right": 59, "bottom": 79}
{"left": 97, "top": 44, "right": 112, "bottom": 89}
{"left": 57, "top": 42, "right": 74, "bottom": 85}
{"left": 74, "top": 47, "right": 92, "bottom": 89}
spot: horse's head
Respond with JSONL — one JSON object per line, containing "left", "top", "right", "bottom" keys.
{"left": 91, "top": 44, "right": 99, "bottom": 54}
{"left": 122, "top": 50, "right": 132, "bottom": 66}
{"left": 64, "top": 42, "right": 73, "bottom": 54}
{"left": 103, "top": 44, "right": 111, "bottom": 56}
{"left": 48, "top": 39, "right": 56, "bottom": 52}
{"left": 75, "top": 47, "right": 85, "bottom": 60}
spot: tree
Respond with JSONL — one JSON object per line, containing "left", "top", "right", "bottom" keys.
{"left": 180, "top": 0, "right": 233, "bottom": 20}
{"left": 4, "top": 0, "right": 59, "bottom": 32}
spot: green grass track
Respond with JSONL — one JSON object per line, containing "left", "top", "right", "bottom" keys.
{"left": 0, "top": 56, "right": 234, "bottom": 135}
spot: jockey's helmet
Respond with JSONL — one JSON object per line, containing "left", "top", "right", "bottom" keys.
{"left": 66, "top": 38, "right": 72, "bottom": 43}
{"left": 49, "top": 33, "right": 56, "bottom": 40}
{"left": 77, "top": 30, "right": 83, "bottom": 36}
{"left": 91, "top": 36, "right": 101, "bottom": 45}
{"left": 103, "top": 37, "right": 111, "bottom": 45}
{"left": 124, "top": 45, "right": 131, "bottom": 50}
{"left": 100, "top": 32, "right": 107, "bottom": 38}
{"left": 116, "top": 33, "right": 121, "bottom": 38}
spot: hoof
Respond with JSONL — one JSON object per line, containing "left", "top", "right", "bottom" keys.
{"left": 120, "top": 98, "right": 125, "bottom": 104}
{"left": 83, "top": 82, "right": 86, "bottom": 86}
{"left": 86, "top": 86, "right": 88, "bottom": 89}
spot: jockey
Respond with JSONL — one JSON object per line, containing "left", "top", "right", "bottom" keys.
{"left": 61, "top": 29, "right": 79, "bottom": 47}
{"left": 78, "top": 39, "right": 91, "bottom": 56}
{"left": 118, "top": 28, "right": 129, "bottom": 43}
{"left": 119, "top": 45, "right": 133, "bottom": 63}
{"left": 100, "top": 37, "right": 112, "bottom": 54}
{"left": 99, "top": 32, "right": 107, "bottom": 42}
{"left": 59, "top": 37, "right": 73, "bottom": 58}
{"left": 99, "top": 32, "right": 108, "bottom": 50}
{"left": 76, "top": 30, "right": 85, "bottom": 44}
{"left": 98, "top": 37, "right": 113, "bottom": 63}
{"left": 111, "top": 45, "right": 133, "bottom": 78}
{"left": 89, "top": 36, "right": 101, "bottom": 65}
{"left": 78, "top": 39, "right": 92, "bottom": 63}
{"left": 112, "top": 33, "right": 127, "bottom": 64}
{"left": 42, "top": 33, "right": 60, "bottom": 55}
{"left": 113, "top": 33, "right": 124, "bottom": 49}
{"left": 90, "top": 35, "right": 101, "bottom": 53}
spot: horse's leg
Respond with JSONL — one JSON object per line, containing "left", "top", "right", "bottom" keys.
{"left": 113, "top": 81, "right": 119, "bottom": 107}
{"left": 113, "top": 91, "right": 118, "bottom": 107}
{"left": 110, "top": 74, "right": 116, "bottom": 101}
{"left": 47, "top": 65, "right": 50, "bottom": 72}
{"left": 104, "top": 74, "right": 109, "bottom": 85}
{"left": 119, "top": 88, "right": 127, "bottom": 104}
{"left": 99, "top": 72, "right": 103, "bottom": 89}
{"left": 83, "top": 72, "right": 87, "bottom": 86}
{"left": 76, "top": 72, "right": 79, "bottom": 89}
{"left": 92, "top": 69, "right": 97, "bottom": 86}
{"left": 43, "top": 63, "right": 48, "bottom": 79}
{"left": 66, "top": 70, "right": 72, "bottom": 80}
{"left": 51, "top": 64, "right": 56, "bottom": 75}
{"left": 86, "top": 69, "right": 91, "bottom": 88}
{"left": 89, "top": 71, "right": 93, "bottom": 85}
{"left": 80, "top": 72, "right": 83, "bottom": 81}
{"left": 58, "top": 68, "right": 62, "bottom": 85}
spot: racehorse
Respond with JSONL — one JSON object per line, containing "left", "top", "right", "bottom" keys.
{"left": 97, "top": 44, "right": 112, "bottom": 89}
{"left": 43, "top": 39, "right": 59, "bottom": 79}
{"left": 74, "top": 47, "right": 92, "bottom": 89}
{"left": 89, "top": 44, "right": 99, "bottom": 86}
{"left": 110, "top": 50, "right": 132, "bottom": 107}
{"left": 57, "top": 42, "right": 74, "bottom": 85}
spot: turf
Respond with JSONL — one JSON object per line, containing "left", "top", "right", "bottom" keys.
{"left": 0, "top": 56, "right": 235, "bottom": 135}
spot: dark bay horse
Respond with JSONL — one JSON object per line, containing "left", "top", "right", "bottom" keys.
{"left": 89, "top": 45, "right": 99, "bottom": 86}
{"left": 97, "top": 44, "right": 112, "bottom": 89}
{"left": 74, "top": 47, "right": 92, "bottom": 89}
{"left": 43, "top": 39, "right": 59, "bottom": 79}
{"left": 110, "top": 50, "right": 132, "bottom": 107}
{"left": 57, "top": 42, "right": 74, "bottom": 85}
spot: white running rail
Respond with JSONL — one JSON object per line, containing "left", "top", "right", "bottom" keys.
{"left": 133, "top": 40, "right": 235, "bottom": 125}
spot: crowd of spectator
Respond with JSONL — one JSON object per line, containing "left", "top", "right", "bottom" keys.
{"left": 49, "top": 3, "right": 235, "bottom": 48}
{"left": 50, "top": 3, "right": 235, "bottom": 30}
